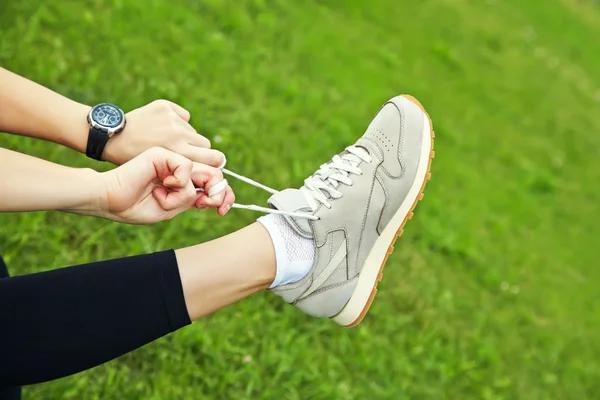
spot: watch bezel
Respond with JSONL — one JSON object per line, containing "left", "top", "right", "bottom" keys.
{"left": 87, "top": 103, "right": 126, "bottom": 137}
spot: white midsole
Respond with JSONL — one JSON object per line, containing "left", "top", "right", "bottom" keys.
{"left": 332, "top": 106, "right": 432, "bottom": 326}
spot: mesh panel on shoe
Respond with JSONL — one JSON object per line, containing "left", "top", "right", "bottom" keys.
{"left": 272, "top": 215, "right": 315, "bottom": 263}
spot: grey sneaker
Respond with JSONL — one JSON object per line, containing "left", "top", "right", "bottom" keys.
{"left": 266, "top": 95, "right": 434, "bottom": 327}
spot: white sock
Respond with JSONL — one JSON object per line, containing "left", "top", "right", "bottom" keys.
{"left": 258, "top": 214, "right": 315, "bottom": 289}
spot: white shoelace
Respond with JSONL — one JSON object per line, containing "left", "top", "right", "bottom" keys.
{"left": 300, "top": 146, "right": 371, "bottom": 211}
{"left": 196, "top": 145, "right": 372, "bottom": 220}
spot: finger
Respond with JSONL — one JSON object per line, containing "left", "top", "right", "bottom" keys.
{"left": 175, "top": 119, "right": 212, "bottom": 149}
{"left": 217, "top": 186, "right": 235, "bottom": 216}
{"left": 146, "top": 148, "right": 193, "bottom": 189}
{"left": 195, "top": 185, "right": 227, "bottom": 209}
{"left": 188, "top": 133, "right": 211, "bottom": 149}
{"left": 167, "top": 101, "right": 191, "bottom": 122}
{"left": 195, "top": 186, "right": 234, "bottom": 213}
{"left": 175, "top": 118, "right": 198, "bottom": 136}
{"left": 190, "top": 163, "right": 223, "bottom": 188}
{"left": 191, "top": 164, "right": 228, "bottom": 209}
{"left": 179, "top": 146, "right": 225, "bottom": 168}
{"left": 203, "top": 184, "right": 226, "bottom": 208}
{"left": 165, "top": 154, "right": 194, "bottom": 189}
{"left": 152, "top": 186, "right": 195, "bottom": 212}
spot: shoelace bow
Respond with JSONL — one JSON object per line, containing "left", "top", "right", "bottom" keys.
{"left": 197, "top": 145, "right": 372, "bottom": 221}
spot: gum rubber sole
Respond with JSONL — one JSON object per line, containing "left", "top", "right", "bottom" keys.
{"left": 342, "top": 94, "right": 435, "bottom": 328}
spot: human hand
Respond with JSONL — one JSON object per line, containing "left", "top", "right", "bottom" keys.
{"left": 102, "top": 100, "right": 224, "bottom": 167}
{"left": 98, "top": 147, "right": 235, "bottom": 224}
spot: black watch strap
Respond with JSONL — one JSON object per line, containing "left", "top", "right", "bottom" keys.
{"left": 86, "top": 126, "right": 110, "bottom": 161}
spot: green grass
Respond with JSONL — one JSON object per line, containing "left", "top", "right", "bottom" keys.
{"left": 1, "top": 0, "right": 600, "bottom": 398}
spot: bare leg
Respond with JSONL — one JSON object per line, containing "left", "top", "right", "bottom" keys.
{"left": 175, "top": 222, "right": 276, "bottom": 320}
{"left": 0, "top": 222, "right": 276, "bottom": 386}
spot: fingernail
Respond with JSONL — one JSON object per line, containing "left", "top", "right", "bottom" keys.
{"left": 197, "top": 205, "right": 208, "bottom": 210}
{"left": 224, "top": 204, "right": 231, "bottom": 214}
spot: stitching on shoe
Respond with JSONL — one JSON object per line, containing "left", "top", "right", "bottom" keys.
{"left": 294, "top": 273, "right": 357, "bottom": 304}
{"left": 395, "top": 101, "right": 406, "bottom": 178}
{"left": 375, "top": 172, "right": 390, "bottom": 236}
{"left": 352, "top": 168, "right": 377, "bottom": 277}
{"left": 372, "top": 101, "right": 405, "bottom": 180}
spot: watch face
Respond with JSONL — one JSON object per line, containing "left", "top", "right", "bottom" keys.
{"left": 92, "top": 104, "right": 123, "bottom": 128}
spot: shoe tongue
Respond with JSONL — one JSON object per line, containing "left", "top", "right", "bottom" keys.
{"left": 267, "top": 188, "right": 314, "bottom": 238}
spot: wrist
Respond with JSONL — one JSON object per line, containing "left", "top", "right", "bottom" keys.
{"left": 86, "top": 103, "right": 127, "bottom": 163}
{"left": 62, "top": 168, "right": 109, "bottom": 217}
{"left": 102, "top": 115, "right": 134, "bottom": 165}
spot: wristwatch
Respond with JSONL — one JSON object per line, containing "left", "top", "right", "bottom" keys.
{"left": 86, "top": 103, "right": 126, "bottom": 161}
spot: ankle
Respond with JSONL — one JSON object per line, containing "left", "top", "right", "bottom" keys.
{"left": 257, "top": 214, "right": 315, "bottom": 289}
{"left": 243, "top": 223, "right": 277, "bottom": 289}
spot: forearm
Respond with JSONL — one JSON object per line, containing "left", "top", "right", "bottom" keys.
{"left": 0, "top": 67, "right": 90, "bottom": 153}
{"left": 0, "top": 251, "right": 190, "bottom": 386}
{"left": 0, "top": 148, "right": 103, "bottom": 213}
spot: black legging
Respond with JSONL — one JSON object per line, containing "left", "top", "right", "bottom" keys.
{"left": 0, "top": 257, "right": 20, "bottom": 400}
{"left": 0, "top": 250, "right": 190, "bottom": 396}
